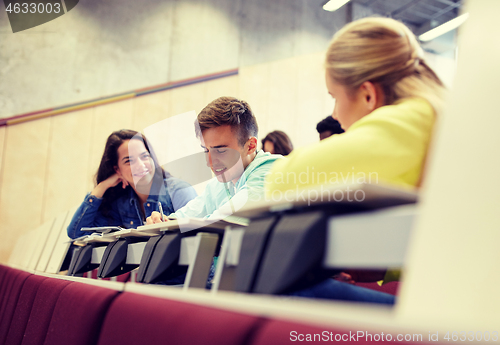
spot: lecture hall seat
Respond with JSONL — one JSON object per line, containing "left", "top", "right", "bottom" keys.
{"left": 0, "top": 266, "right": 17, "bottom": 322}
{"left": 20, "top": 278, "right": 73, "bottom": 345}
{"left": 0, "top": 265, "right": 14, "bottom": 304}
{"left": 0, "top": 269, "right": 31, "bottom": 344}
{"left": 4, "top": 274, "right": 49, "bottom": 345}
{"left": 44, "top": 281, "right": 120, "bottom": 345}
{"left": 97, "top": 292, "right": 265, "bottom": 345}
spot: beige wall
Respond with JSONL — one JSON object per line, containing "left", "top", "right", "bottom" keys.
{"left": 0, "top": 52, "right": 332, "bottom": 264}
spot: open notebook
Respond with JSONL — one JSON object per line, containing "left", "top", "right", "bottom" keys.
{"left": 70, "top": 216, "right": 249, "bottom": 245}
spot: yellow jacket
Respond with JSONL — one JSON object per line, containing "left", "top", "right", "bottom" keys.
{"left": 265, "top": 97, "right": 435, "bottom": 284}
{"left": 266, "top": 97, "right": 435, "bottom": 192}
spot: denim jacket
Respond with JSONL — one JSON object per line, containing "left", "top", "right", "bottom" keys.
{"left": 67, "top": 176, "right": 197, "bottom": 239}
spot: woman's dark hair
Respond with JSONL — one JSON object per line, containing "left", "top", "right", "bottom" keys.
{"left": 316, "top": 116, "right": 344, "bottom": 135}
{"left": 261, "top": 130, "right": 294, "bottom": 156}
{"left": 95, "top": 129, "right": 168, "bottom": 217}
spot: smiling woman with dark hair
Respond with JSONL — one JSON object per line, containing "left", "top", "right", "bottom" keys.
{"left": 67, "top": 129, "right": 197, "bottom": 239}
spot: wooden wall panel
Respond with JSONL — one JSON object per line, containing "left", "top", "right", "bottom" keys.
{"left": 87, "top": 99, "right": 134, "bottom": 191}
{"left": 295, "top": 52, "right": 335, "bottom": 148}
{"left": 238, "top": 63, "right": 270, "bottom": 147}
{"left": 203, "top": 75, "right": 240, "bottom": 106}
{"left": 239, "top": 52, "right": 335, "bottom": 151}
{"left": 132, "top": 91, "right": 171, "bottom": 133}
{"left": 0, "top": 118, "right": 51, "bottom": 264}
{"left": 265, "top": 57, "right": 298, "bottom": 147}
{"left": 168, "top": 83, "right": 208, "bottom": 118}
{"left": 43, "top": 109, "right": 94, "bottom": 222}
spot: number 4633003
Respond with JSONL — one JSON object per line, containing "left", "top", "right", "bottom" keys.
{"left": 6, "top": 2, "right": 61, "bottom": 14}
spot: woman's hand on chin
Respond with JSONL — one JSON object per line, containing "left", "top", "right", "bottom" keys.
{"left": 91, "top": 174, "right": 129, "bottom": 198}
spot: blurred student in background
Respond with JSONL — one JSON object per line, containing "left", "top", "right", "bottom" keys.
{"left": 67, "top": 129, "right": 197, "bottom": 239}
{"left": 316, "top": 115, "right": 344, "bottom": 140}
{"left": 261, "top": 130, "right": 294, "bottom": 156}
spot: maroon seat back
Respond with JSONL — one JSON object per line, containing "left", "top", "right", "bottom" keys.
{"left": 44, "top": 282, "right": 120, "bottom": 345}
{"left": 20, "top": 278, "right": 73, "bottom": 345}
{"left": 0, "top": 265, "right": 14, "bottom": 305}
{"left": 0, "top": 266, "right": 17, "bottom": 315}
{"left": 97, "top": 292, "right": 264, "bottom": 345}
{"left": 5, "top": 275, "right": 49, "bottom": 345}
{"left": 0, "top": 269, "right": 31, "bottom": 345}
{"left": 0, "top": 264, "right": 10, "bottom": 284}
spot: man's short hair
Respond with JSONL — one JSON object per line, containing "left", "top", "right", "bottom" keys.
{"left": 316, "top": 116, "right": 344, "bottom": 135}
{"left": 195, "top": 96, "right": 259, "bottom": 147}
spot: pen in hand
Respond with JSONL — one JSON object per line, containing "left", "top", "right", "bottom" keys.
{"left": 158, "top": 202, "right": 165, "bottom": 222}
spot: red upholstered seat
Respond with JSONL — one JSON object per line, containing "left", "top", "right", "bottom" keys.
{"left": 4, "top": 274, "right": 49, "bottom": 345}
{"left": 0, "top": 265, "right": 14, "bottom": 305}
{"left": 44, "top": 281, "right": 119, "bottom": 345}
{"left": 97, "top": 292, "right": 264, "bottom": 345}
{"left": 0, "top": 264, "right": 7, "bottom": 279}
{"left": 0, "top": 269, "right": 31, "bottom": 345}
{"left": 355, "top": 281, "right": 400, "bottom": 296}
{"left": 0, "top": 265, "right": 10, "bottom": 286}
{"left": 0, "top": 266, "right": 19, "bottom": 324}
{"left": 19, "top": 278, "right": 73, "bottom": 345}
{"left": 0, "top": 268, "right": 28, "bottom": 314}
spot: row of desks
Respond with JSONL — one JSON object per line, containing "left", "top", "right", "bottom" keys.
{"left": 10, "top": 183, "right": 417, "bottom": 296}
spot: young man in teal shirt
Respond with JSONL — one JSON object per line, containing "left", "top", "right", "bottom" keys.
{"left": 147, "top": 96, "right": 281, "bottom": 223}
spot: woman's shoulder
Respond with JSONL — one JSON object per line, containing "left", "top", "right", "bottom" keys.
{"left": 394, "top": 97, "right": 434, "bottom": 116}
{"left": 164, "top": 176, "right": 195, "bottom": 192}
{"left": 350, "top": 97, "right": 435, "bottom": 133}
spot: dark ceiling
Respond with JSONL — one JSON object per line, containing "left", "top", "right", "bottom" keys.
{"left": 350, "top": 0, "right": 463, "bottom": 34}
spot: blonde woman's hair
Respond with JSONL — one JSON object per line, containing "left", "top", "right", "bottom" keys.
{"left": 325, "top": 17, "right": 445, "bottom": 115}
